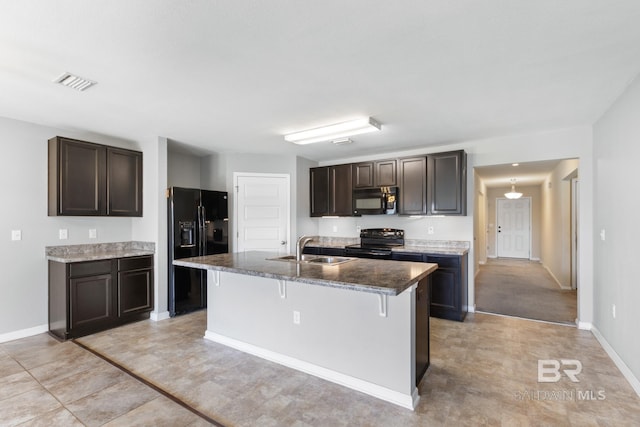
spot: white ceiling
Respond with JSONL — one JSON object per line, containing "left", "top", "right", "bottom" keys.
{"left": 2, "top": 1, "right": 640, "bottom": 163}
{"left": 475, "top": 159, "right": 564, "bottom": 188}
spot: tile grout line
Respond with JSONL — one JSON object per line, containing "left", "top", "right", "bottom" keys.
{"left": 72, "top": 340, "right": 226, "bottom": 427}
{"left": 4, "top": 353, "right": 86, "bottom": 426}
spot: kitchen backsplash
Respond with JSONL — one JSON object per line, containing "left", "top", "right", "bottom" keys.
{"left": 316, "top": 215, "right": 473, "bottom": 241}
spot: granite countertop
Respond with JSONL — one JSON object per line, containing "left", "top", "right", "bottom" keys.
{"left": 173, "top": 251, "right": 437, "bottom": 296}
{"left": 46, "top": 241, "right": 155, "bottom": 263}
{"left": 306, "top": 236, "right": 470, "bottom": 255}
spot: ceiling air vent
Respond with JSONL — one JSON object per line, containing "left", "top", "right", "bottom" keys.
{"left": 53, "top": 72, "right": 97, "bottom": 91}
{"left": 332, "top": 138, "right": 353, "bottom": 145}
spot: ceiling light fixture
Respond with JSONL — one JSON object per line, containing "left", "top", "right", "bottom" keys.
{"left": 505, "top": 178, "right": 523, "bottom": 199}
{"left": 53, "top": 72, "right": 97, "bottom": 91}
{"left": 284, "top": 117, "right": 381, "bottom": 145}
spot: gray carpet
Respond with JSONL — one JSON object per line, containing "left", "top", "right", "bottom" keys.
{"left": 475, "top": 258, "right": 577, "bottom": 324}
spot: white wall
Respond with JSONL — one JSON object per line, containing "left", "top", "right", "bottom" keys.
{"left": 0, "top": 116, "right": 139, "bottom": 338}
{"left": 318, "top": 125, "right": 594, "bottom": 322}
{"left": 296, "top": 156, "right": 319, "bottom": 237}
{"left": 473, "top": 171, "right": 487, "bottom": 271}
{"left": 132, "top": 136, "right": 168, "bottom": 320}
{"left": 167, "top": 150, "right": 201, "bottom": 188}
{"left": 540, "top": 159, "right": 579, "bottom": 288}
{"left": 593, "top": 74, "right": 640, "bottom": 383}
{"left": 200, "top": 152, "right": 307, "bottom": 252}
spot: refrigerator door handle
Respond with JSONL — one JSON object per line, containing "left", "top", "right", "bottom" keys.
{"left": 199, "top": 205, "right": 207, "bottom": 256}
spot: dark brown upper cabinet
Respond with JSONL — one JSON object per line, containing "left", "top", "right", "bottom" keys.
{"left": 375, "top": 159, "right": 397, "bottom": 187}
{"left": 398, "top": 157, "right": 427, "bottom": 215}
{"left": 329, "top": 164, "right": 353, "bottom": 216}
{"left": 49, "top": 136, "right": 143, "bottom": 217}
{"left": 352, "top": 159, "right": 397, "bottom": 188}
{"left": 353, "top": 162, "right": 374, "bottom": 188}
{"left": 107, "top": 147, "right": 143, "bottom": 216}
{"left": 427, "top": 150, "right": 466, "bottom": 216}
{"left": 310, "top": 167, "right": 330, "bottom": 217}
{"left": 310, "top": 164, "right": 352, "bottom": 217}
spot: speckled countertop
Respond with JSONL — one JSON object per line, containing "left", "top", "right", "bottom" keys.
{"left": 306, "top": 236, "right": 470, "bottom": 255}
{"left": 46, "top": 241, "right": 155, "bottom": 263}
{"left": 173, "top": 251, "right": 437, "bottom": 296}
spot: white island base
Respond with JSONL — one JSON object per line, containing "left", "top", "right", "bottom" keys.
{"left": 203, "top": 270, "right": 419, "bottom": 410}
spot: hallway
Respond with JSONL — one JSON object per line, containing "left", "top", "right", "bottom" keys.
{"left": 475, "top": 258, "right": 577, "bottom": 324}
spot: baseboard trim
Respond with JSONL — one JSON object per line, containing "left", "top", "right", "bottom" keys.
{"left": 150, "top": 311, "right": 171, "bottom": 321}
{"left": 204, "top": 330, "right": 419, "bottom": 410}
{"left": 591, "top": 326, "right": 640, "bottom": 398}
{"left": 577, "top": 321, "right": 592, "bottom": 330}
{"left": 530, "top": 257, "right": 541, "bottom": 262}
{"left": 542, "top": 264, "right": 570, "bottom": 289}
{"left": 0, "top": 324, "right": 48, "bottom": 343}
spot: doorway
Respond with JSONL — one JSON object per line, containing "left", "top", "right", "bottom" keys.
{"left": 474, "top": 159, "right": 579, "bottom": 325}
{"left": 234, "top": 173, "right": 290, "bottom": 254}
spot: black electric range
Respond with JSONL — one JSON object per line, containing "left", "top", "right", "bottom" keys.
{"left": 345, "top": 228, "right": 404, "bottom": 259}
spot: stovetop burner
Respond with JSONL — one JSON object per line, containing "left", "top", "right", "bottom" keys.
{"left": 344, "top": 229, "right": 405, "bottom": 259}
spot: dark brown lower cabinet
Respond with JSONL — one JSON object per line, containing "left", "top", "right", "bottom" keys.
{"left": 415, "top": 276, "right": 430, "bottom": 386}
{"left": 117, "top": 256, "right": 154, "bottom": 317}
{"left": 425, "top": 254, "right": 468, "bottom": 322}
{"left": 49, "top": 255, "right": 154, "bottom": 340}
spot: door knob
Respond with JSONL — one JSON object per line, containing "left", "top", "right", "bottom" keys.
{"left": 280, "top": 240, "right": 286, "bottom": 245}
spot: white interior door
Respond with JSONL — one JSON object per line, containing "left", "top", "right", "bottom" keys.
{"left": 497, "top": 198, "right": 531, "bottom": 259}
{"left": 235, "top": 173, "right": 290, "bottom": 254}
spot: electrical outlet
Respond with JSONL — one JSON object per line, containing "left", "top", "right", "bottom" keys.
{"left": 11, "top": 230, "right": 21, "bottom": 241}
{"left": 356, "top": 225, "right": 361, "bottom": 233}
{"left": 89, "top": 229, "right": 97, "bottom": 239}
{"left": 59, "top": 229, "right": 68, "bottom": 240}
{"left": 293, "top": 310, "right": 301, "bottom": 325}
{"left": 332, "top": 226, "right": 338, "bottom": 233}
{"left": 612, "top": 304, "right": 616, "bottom": 319}
{"left": 428, "top": 226, "right": 435, "bottom": 235}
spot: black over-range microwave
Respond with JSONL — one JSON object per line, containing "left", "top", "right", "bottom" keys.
{"left": 352, "top": 187, "right": 398, "bottom": 215}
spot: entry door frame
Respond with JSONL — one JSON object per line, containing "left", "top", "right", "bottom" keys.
{"left": 233, "top": 172, "right": 291, "bottom": 254}
{"left": 496, "top": 196, "right": 532, "bottom": 259}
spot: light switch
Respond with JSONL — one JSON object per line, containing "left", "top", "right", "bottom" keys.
{"left": 89, "top": 229, "right": 97, "bottom": 239}
{"left": 59, "top": 229, "right": 68, "bottom": 240}
{"left": 11, "top": 230, "right": 21, "bottom": 241}
{"left": 600, "top": 229, "right": 606, "bottom": 241}
{"left": 428, "top": 226, "right": 435, "bottom": 235}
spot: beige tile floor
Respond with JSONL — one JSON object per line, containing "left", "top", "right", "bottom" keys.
{"left": 2, "top": 311, "right": 640, "bottom": 426}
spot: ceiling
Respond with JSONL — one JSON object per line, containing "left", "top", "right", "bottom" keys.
{"left": 475, "top": 159, "right": 565, "bottom": 188}
{"left": 2, "top": 1, "right": 640, "bottom": 163}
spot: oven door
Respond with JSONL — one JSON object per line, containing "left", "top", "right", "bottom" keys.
{"left": 345, "top": 246, "right": 393, "bottom": 259}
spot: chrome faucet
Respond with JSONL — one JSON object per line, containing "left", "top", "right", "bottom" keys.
{"left": 296, "top": 235, "right": 314, "bottom": 261}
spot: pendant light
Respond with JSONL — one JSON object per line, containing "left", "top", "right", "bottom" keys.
{"left": 505, "top": 178, "right": 523, "bottom": 199}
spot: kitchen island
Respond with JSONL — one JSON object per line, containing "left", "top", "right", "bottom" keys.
{"left": 173, "top": 251, "right": 437, "bottom": 410}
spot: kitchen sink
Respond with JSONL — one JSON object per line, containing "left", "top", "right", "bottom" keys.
{"left": 268, "top": 255, "right": 355, "bottom": 266}
{"left": 307, "top": 256, "right": 353, "bottom": 265}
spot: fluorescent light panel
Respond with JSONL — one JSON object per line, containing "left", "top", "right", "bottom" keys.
{"left": 285, "top": 117, "right": 381, "bottom": 145}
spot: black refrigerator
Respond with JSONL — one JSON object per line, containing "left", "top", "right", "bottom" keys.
{"left": 168, "top": 187, "right": 229, "bottom": 317}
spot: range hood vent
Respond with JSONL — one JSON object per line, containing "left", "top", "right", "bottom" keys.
{"left": 53, "top": 72, "right": 97, "bottom": 91}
